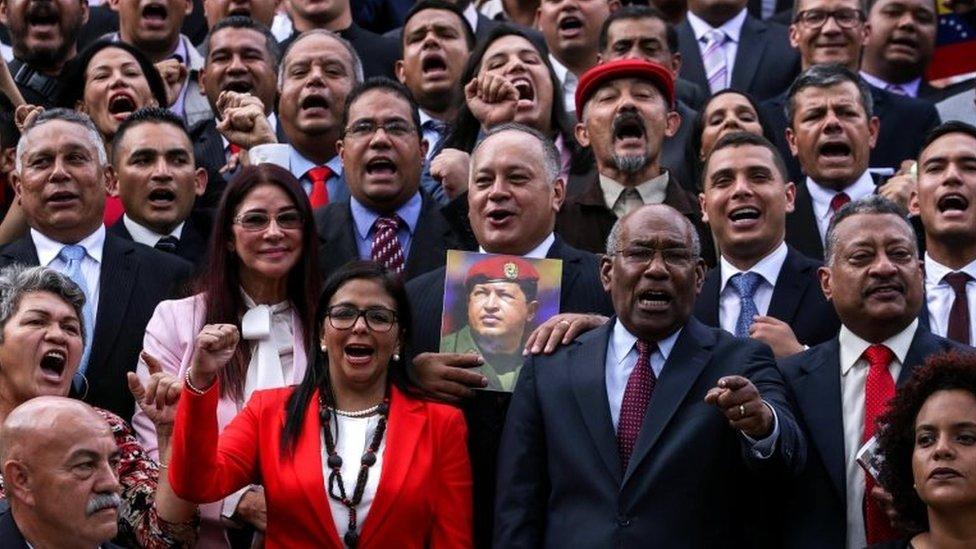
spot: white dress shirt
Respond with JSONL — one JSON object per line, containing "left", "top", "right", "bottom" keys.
{"left": 686, "top": 9, "right": 748, "bottom": 90}
{"left": 924, "top": 254, "right": 976, "bottom": 343}
{"left": 322, "top": 414, "right": 386, "bottom": 541}
{"left": 32, "top": 226, "right": 105, "bottom": 316}
{"left": 419, "top": 109, "right": 446, "bottom": 160}
{"left": 122, "top": 215, "right": 184, "bottom": 249}
{"left": 549, "top": 54, "right": 579, "bottom": 117}
{"left": 806, "top": 170, "right": 876, "bottom": 245}
{"left": 860, "top": 71, "right": 922, "bottom": 98}
{"left": 838, "top": 319, "right": 916, "bottom": 549}
{"left": 718, "top": 241, "right": 788, "bottom": 334}
{"left": 478, "top": 232, "right": 556, "bottom": 259}
{"left": 599, "top": 171, "right": 669, "bottom": 219}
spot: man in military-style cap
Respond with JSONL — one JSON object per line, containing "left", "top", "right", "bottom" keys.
{"left": 440, "top": 255, "right": 541, "bottom": 391}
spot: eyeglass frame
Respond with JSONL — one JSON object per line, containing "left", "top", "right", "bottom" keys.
{"left": 325, "top": 305, "right": 399, "bottom": 332}
{"left": 232, "top": 210, "right": 305, "bottom": 232}
{"left": 343, "top": 118, "right": 418, "bottom": 139}
{"left": 608, "top": 246, "right": 699, "bottom": 268}
{"left": 793, "top": 8, "right": 866, "bottom": 28}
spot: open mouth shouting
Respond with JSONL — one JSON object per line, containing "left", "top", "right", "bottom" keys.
{"left": 936, "top": 192, "right": 971, "bottom": 219}
{"left": 25, "top": 0, "right": 61, "bottom": 38}
{"left": 107, "top": 91, "right": 138, "bottom": 122}
{"left": 299, "top": 93, "right": 330, "bottom": 118}
{"left": 420, "top": 52, "right": 449, "bottom": 81}
{"left": 38, "top": 348, "right": 68, "bottom": 383}
{"left": 636, "top": 288, "right": 672, "bottom": 313}
{"left": 612, "top": 112, "right": 647, "bottom": 150}
{"left": 484, "top": 207, "right": 517, "bottom": 229}
{"left": 364, "top": 156, "right": 398, "bottom": 182}
{"left": 45, "top": 190, "right": 80, "bottom": 209}
{"left": 728, "top": 205, "right": 762, "bottom": 230}
{"left": 147, "top": 187, "right": 177, "bottom": 209}
{"left": 817, "top": 140, "right": 853, "bottom": 165}
{"left": 343, "top": 342, "right": 375, "bottom": 367}
{"left": 140, "top": 2, "right": 169, "bottom": 29}
{"left": 557, "top": 13, "right": 585, "bottom": 40}
{"left": 225, "top": 1, "right": 252, "bottom": 17}
{"left": 510, "top": 77, "right": 536, "bottom": 111}
{"left": 222, "top": 78, "right": 255, "bottom": 95}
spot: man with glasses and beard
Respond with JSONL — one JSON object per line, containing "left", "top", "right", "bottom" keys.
{"left": 557, "top": 58, "right": 714, "bottom": 266}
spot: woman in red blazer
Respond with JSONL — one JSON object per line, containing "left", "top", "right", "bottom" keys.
{"left": 167, "top": 261, "right": 473, "bottom": 548}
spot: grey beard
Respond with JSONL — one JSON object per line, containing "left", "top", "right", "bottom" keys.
{"left": 609, "top": 154, "right": 650, "bottom": 174}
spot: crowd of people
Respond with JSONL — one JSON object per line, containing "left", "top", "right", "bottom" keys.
{"left": 0, "top": 0, "right": 972, "bottom": 547}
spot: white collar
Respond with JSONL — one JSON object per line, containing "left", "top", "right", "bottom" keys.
{"left": 610, "top": 318, "right": 682, "bottom": 367}
{"left": 686, "top": 8, "right": 748, "bottom": 43}
{"left": 859, "top": 71, "right": 922, "bottom": 98}
{"left": 32, "top": 225, "right": 106, "bottom": 267}
{"left": 549, "top": 54, "right": 572, "bottom": 85}
{"left": 478, "top": 232, "right": 556, "bottom": 259}
{"left": 924, "top": 253, "right": 976, "bottom": 286}
{"left": 807, "top": 170, "right": 876, "bottom": 222}
{"left": 719, "top": 241, "right": 788, "bottom": 293}
{"left": 122, "top": 215, "right": 185, "bottom": 247}
{"left": 463, "top": 4, "right": 479, "bottom": 31}
{"left": 839, "top": 319, "right": 918, "bottom": 376}
{"left": 599, "top": 171, "right": 669, "bottom": 209}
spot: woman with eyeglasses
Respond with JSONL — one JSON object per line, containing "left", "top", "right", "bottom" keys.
{"left": 166, "top": 261, "right": 473, "bottom": 548}
{"left": 131, "top": 163, "right": 321, "bottom": 548}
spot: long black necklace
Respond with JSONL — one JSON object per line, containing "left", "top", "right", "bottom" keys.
{"left": 319, "top": 393, "right": 390, "bottom": 548}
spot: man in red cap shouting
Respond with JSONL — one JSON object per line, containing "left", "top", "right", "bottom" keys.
{"left": 441, "top": 256, "right": 541, "bottom": 391}
{"left": 557, "top": 58, "right": 714, "bottom": 266}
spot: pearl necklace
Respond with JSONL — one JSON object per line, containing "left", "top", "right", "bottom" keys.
{"left": 330, "top": 405, "right": 381, "bottom": 418}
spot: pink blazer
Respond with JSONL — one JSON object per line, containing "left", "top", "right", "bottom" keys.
{"left": 131, "top": 293, "right": 309, "bottom": 548}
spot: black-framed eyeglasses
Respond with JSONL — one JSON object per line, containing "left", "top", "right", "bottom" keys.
{"left": 610, "top": 246, "right": 697, "bottom": 267}
{"left": 794, "top": 8, "right": 865, "bottom": 28}
{"left": 326, "top": 305, "right": 398, "bottom": 332}
{"left": 344, "top": 119, "right": 416, "bottom": 139}
{"left": 233, "top": 210, "right": 303, "bottom": 232}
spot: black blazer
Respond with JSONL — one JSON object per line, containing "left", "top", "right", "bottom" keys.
{"left": 494, "top": 317, "right": 806, "bottom": 547}
{"left": 0, "top": 509, "right": 122, "bottom": 548}
{"left": 662, "top": 100, "right": 698, "bottom": 191}
{"left": 677, "top": 15, "right": 800, "bottom": 102}
{"left": 314, "top": 192, "right": 464, "bottom": 282}
{"left": 0, "top": 234, "right": 193, "bottom": 418}
{"left": 107, "top": 215, "right": 211, "bottom": 266}
{"left": 694, "top": 245, "right": 840, "bottom": 347}
{"left": 775, "top": 327, "right": 967, "bottom": 548}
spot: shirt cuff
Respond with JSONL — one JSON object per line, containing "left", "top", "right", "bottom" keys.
{"left": 221, "top": 485, "right": 253, "bottom": 522}
{"left": 741, "top": 401, "right": 779, "bottom": 459}
{"left": 248, "top": 143, "right": 290, "bottom": 168}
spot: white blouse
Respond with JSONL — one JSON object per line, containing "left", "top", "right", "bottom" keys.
{"left": 320, "top": 414, "right": 387, "bottom": 540}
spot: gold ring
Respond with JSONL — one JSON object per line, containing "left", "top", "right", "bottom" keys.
{"left": 558, "top": 320, "right": 571, "bottom": 327}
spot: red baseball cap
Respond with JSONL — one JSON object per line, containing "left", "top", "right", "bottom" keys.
{"left": 575, "top": 58, "right": 676, "bottom": 118}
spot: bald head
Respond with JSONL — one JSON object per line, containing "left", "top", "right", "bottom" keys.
{"left": 0, "top": 397, "right": 107, "bottom": 462}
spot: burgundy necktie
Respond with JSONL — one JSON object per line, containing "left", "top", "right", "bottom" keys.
{"left": 944, "top": 272, "right": 972, "bottom": 345}
{"left": 371, "top": 216, "right": 405, "bottom": 275}
{"left": 306, "top": 166, "right": 332, "bottom": 208}
{"left": 829, "top": 192, "right": 851, "bottom": 220}
{"left": 862, "top": 344, "right": 899, "bottom": 545}
{"left": 617, "top": 340, "right": 656, "bottom": 471}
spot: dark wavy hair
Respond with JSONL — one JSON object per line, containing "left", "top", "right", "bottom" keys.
{"left": 281, "top": 261, "right": 412, "bottom": 453}
{"left": 197, "top": 163, "right": 320, "bottom": 401}
{"left": 685, "top": 89, "right": 775, "bottom": 191}
{"left": 56, "top": 40, "right": 168, "bottom": 121}
{"left": 878, "top": 350, "right": 976, "bottom": 533}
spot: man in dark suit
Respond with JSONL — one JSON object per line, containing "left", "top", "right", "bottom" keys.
{"left": 107, "top": 108, "right": 210, "bottom": 266}
{"left": 496, "top": 203, "right": 805, "bottom": 547}
{"left": 279, "top": 0, "right": 399, "bottom": 79}
{"left": 1, "top": 109, "right": 192, "bottom": 418}
{"left": 776, "top": 195, "right": 967, "bottom": 548}
{"left": 695, "top": 131, "right": 840, "bottom": 355}
{"left": 315, "top": 78, "right": 463, "bottom": 282}
{"left": 677, "top": 0, "right": 800, "bottom": 101}
{"left": 761, "top": 0, "right": 940, "bottom": 178}
{"left": 0, "top": 398, "right": 124, "bottom": 549}
{"left": 557, "top": 59, "right": 715, "bottom": 265}
{"left": 407, "top": 123, "right": 613, "bottom": 547}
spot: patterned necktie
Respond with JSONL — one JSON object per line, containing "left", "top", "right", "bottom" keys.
{"left": 729, "top": 272, "right": 763, "bottom": 337}
{"left": 829, "top": 192, "right": 851, "bottom": 220}
{"left": 617, "top": 340, "right": 657, "bottom": 471}
{"left": 944, "top": 272, "right": 972, "bottom": 345}
{"left": 886, "top": 83, "right": 908, "bottom": 96}
{"left": 371, "top": 216, "right": 405, "bottom": 275}
{"left": 58, "top": 245, "right": 94, "bottom": 387}
{"left": 702, "top": 29, "right": 729, "bottom": 94}
{"left": 154, "top": 235, "right": 179, "bottom": 254}
{"left": 862, "top": 344, "right": 899, "bottom": 544}
{"left": 306, "top": 166, "right": 333, "bottom": 208}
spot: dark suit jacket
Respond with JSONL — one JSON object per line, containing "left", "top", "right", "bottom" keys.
{"left": 775, "top": 326, "right": 967, "bottom": 548}
{"left": 188, "top": 119, "right": 233, "bottom": 213}
{"left": 747, "top": 0, "right": 793, "bottom": 19}
{"left": 0, "top": 234, "right": 193, "bottom": 417}
{"left": 282, "top": 23, "right": 399, "bottom": 79}
{"left": 762, "top": 82, "right": 942, "bottom": 182}
{"left": 107, "top": 215, "right": 211, "bottom": 266}
{"left": 314, "top": 192, "right": 463, "bottom": 282}
{"left": 405, "top": 235, "right": 614, "bottom": 547}
{"left": 693, "top": 245, "right": 840, "bottom": 346}
{"left": 556, "top": 171, "right": 717, "bottom": 267}
{"left": 662, "top": 100, "right": 698, "bottom": 190}
{"left": 495, "top": 317, "right": 806, "bottom": 547}
{"left": 0, "top": 509, "right": 122, "bottom": 548}
{"left": 676, "top": 77, "right": 708, "bottom": 110}
{"left": 678, "top": 15, "right": 800, "bottom": 102}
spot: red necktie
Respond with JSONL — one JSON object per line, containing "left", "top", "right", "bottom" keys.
{"left": 944, "top": 272, "right": 972, "bottom": 345}
{"left": 829, "top": 192, "right": 851, "bottom": 220}
{"left": 617, "top": 340, "right": 656, "bottom": 471}
{"left": 306, "top": 166, "right": 332, "bottom": 208}
{"left": 862, "top": 344, "right": 899, "bottom": 544}
{"left": 228, "top": 144, "right": 242, "bottom": 156}
{"left": 370, "top": 216, "right": 404, "bottom": 275}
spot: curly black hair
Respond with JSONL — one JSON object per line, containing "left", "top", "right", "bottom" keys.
{"left": 877, "top": 350, "right": 976, "bottom": 532}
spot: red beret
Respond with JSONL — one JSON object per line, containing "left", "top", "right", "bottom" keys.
{"left": 465, "top": 256, "right": 540, "bottom": 286}
{"left": 575, "top": 59, "right": 676, "bottom": 119}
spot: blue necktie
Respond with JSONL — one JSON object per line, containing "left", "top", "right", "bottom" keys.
{"left": 58, "top": 245, "right": 94, "bottom": 387}
{"left": 729, "top": 272, "right": 762, "bottom": 338}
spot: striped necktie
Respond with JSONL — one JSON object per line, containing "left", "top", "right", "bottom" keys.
{"left": 702, "top": 29, "right": 729, "bottom": 94}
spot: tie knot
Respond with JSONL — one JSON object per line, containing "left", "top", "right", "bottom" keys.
{"left": 423, "top": 119, "right": 448, "bottom": 135}
{"left": 306, "top": 166, "right": 333, "bottom": 185}
{"left": 635, "top": 340, "right": 655, "bottom": 358}
{"left": 863, "top": 344, "right": 894, "bottom": 370}
{"left": 155, "top": 235, "right": 179, "bottom": 253}
{"left": 58, "top": 244, "right": 86, "bottom": 262}
{"left": 944, "top": 271, "right": 972, "bottom": 293}
{"left": 830, "top": 192, "right": 851, "bottom": 214}
{"left": 729, "top": 271, "right": 763, "bottom": 299}
{"left": 704, "top": 28, "right": 726, "bottom": 44}
{"left": 886, "top": 83, "right": 908, "bottom": 96}
{"left": 374, "top": 215, "right": 401, "bottom": 231}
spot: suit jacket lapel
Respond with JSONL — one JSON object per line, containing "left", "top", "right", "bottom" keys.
{"left": 0, "top": 235, "right": 40, "bottom": 265}
{"left": 88, "top": 236, "right": 136, "bottom": 374}
{"left": 695, "top": 268, "right": 721, "bottom": 327}
{"left": 731, "top": 17, "right": 766, "bottom": 91}
{"left": 284, "top": 389, "right": 340, "bottom": 542}
{"left": 320, "top": 204, "right": 359, "bottom": 272}
{"left": 786, "top": 182, "right": 825, "bottom": 259}
{"left": 624, "top": 319, "right": 713, "bottom": 486}
{"left": 898, "top": 327, "right": 938, "bottom": 385}
{"left": 404, "top": 194, "right": 450, "bottom": 279}
{"left": 569, "top": 323, "right": 621, "bottom": 483}
{"left": 549, "top": 236, "right": 583, "bottom": 305}
{"left": 677, "top": 22, "right": 708, "bottom": 90}
{"left": 766, "top": 247, "right": 809, "bottom": 323}
{"left": 793, "top": 340, "right": 847, "bottom": 502}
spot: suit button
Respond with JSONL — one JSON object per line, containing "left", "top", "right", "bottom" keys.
{"left": 617, "top": 516, "right": 631, "bottom": 527}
